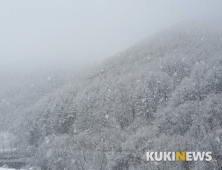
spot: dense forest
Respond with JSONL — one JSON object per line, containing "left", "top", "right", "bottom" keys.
{"left": 2, "top": 23, "right": 222, "bottom": 169}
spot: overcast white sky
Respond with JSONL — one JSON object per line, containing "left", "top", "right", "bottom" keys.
{"left": 0, "top": 0, "right": 222, "bottom": 67}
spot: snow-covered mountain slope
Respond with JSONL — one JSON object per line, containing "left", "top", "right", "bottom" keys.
{"left": 11, "top": 23, "right": 222, "bottom": 170}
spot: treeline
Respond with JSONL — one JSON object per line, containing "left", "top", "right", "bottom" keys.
{"left": 12, "top": 23, "right": 222, "bottom": 169}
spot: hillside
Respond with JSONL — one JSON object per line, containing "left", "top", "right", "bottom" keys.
{"left": 12, "top": 23, "right": 222, "bottom": 170}
{"left": 0, "top": 66, "right": 75, "bottom": 130}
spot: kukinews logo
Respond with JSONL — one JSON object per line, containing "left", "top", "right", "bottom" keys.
{"left": 146, "top": 152, "right": 212, "bottom": 161}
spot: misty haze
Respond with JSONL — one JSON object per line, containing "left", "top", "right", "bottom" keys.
{"left": 1, "top": 0, "right": 222, "bottom": 170}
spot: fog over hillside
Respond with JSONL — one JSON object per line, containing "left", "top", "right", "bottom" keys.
{"left": 1, "top": 1, "right": 222, "bottom": 170}
{"left": 1, "top": 23, "right": 220, "bottom": 169}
